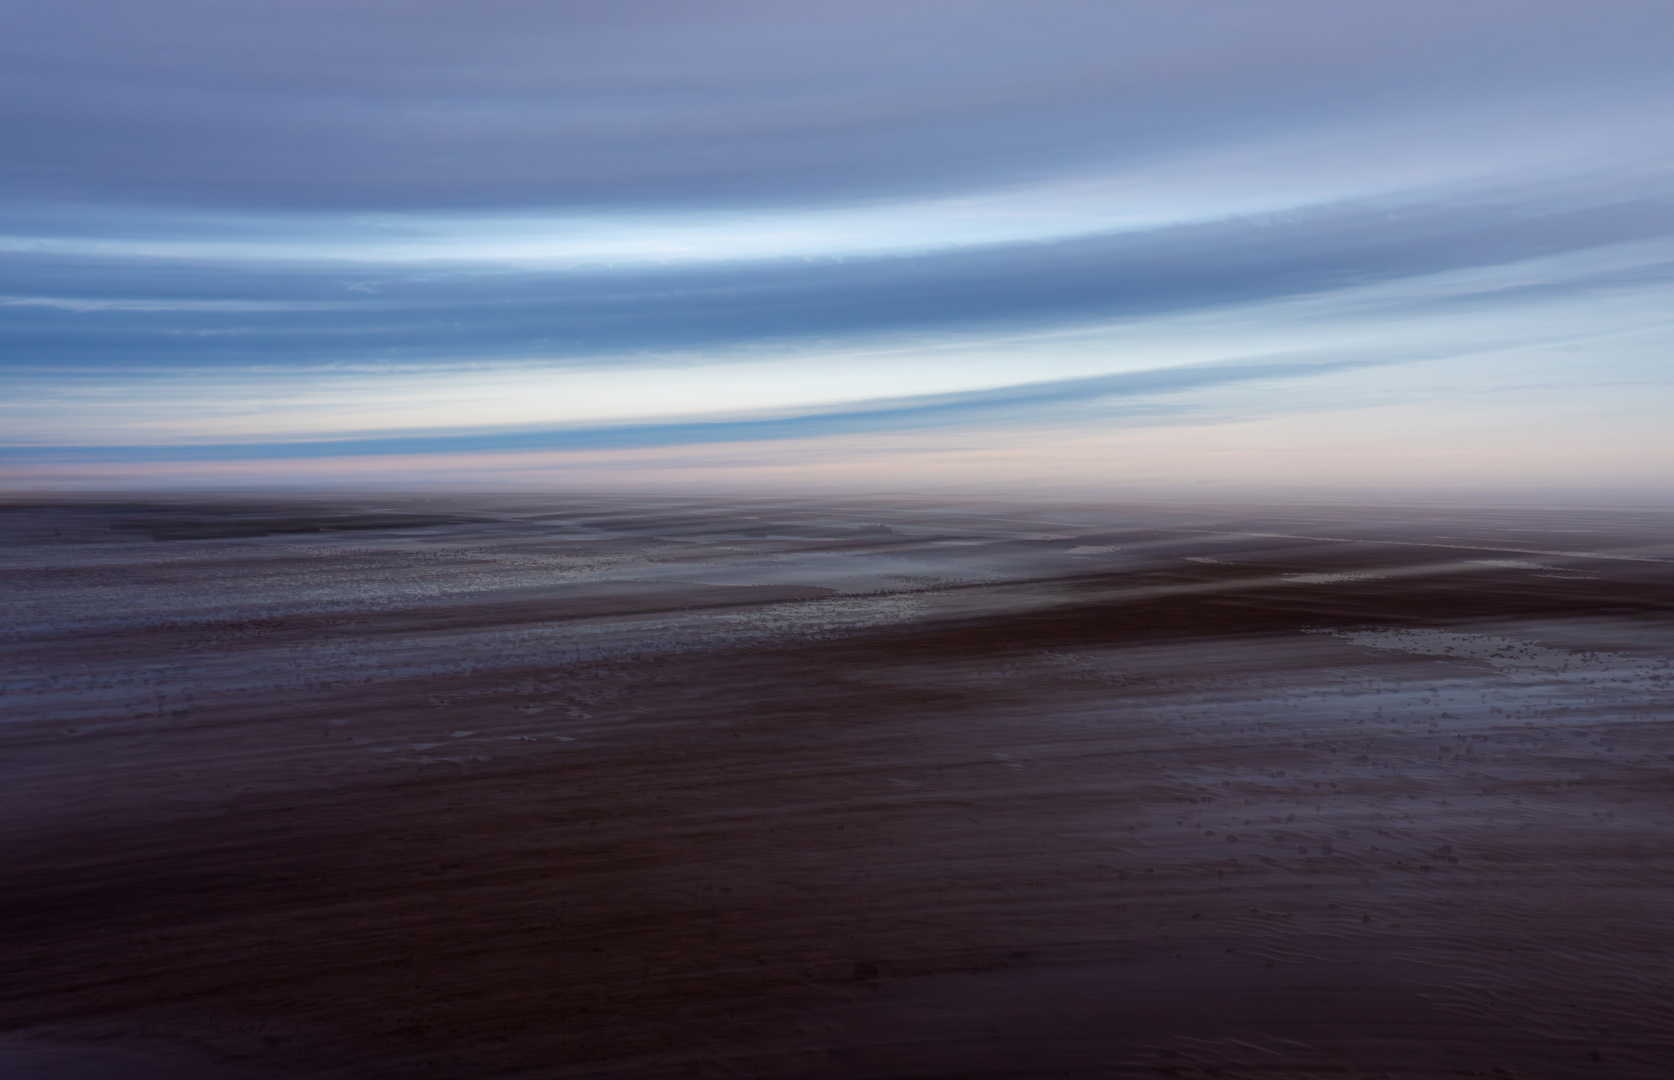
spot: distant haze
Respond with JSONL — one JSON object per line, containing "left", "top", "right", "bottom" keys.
{"left": 3, "top": 1, "right": 1673, "bottom": 496}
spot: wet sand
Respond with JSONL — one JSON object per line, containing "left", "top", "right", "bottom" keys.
{"left": 3, "top": 494, "right": 1674, "bottom": 1078}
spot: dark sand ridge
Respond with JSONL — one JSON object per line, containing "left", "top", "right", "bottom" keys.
{"left": 2, "top": 495, "right": 1673, "bottom": 1078}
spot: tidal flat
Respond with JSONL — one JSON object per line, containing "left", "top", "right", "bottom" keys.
{"left": 3, "top": 493, "right": 1674, "bottom": 1079}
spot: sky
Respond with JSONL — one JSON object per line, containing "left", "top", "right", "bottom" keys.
{"left": 4, "top": 0, "right": 1674, "bottom": 496}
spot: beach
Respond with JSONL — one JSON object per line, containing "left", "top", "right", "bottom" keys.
{"left": 3, "top": 494, "right": 1673, "bottom": 1078}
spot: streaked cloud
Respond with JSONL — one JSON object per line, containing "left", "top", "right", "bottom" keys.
{"left": 2, "top": 1, "right": 1672, "bottom": 492}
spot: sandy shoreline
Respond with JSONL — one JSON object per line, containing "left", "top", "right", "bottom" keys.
{"left": 3, "top": 495, "right": 1674, "bottom": 1078}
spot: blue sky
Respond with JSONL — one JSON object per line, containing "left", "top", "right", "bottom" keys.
{"left": 4, "top": 0, "right": 1673, "bottom": 493}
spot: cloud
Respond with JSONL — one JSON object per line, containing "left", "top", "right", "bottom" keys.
{"left": 3, "top": 1, "right": 1672, "bottom": 210}
{"left": 3, "top": 2, "right": 1674, "bottom": 491}
{"left": 5, "top": 186, "right": 1673, "bottom": 370}
{"left": 2, "top": 353, "right": 1401, "bottom": 463}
